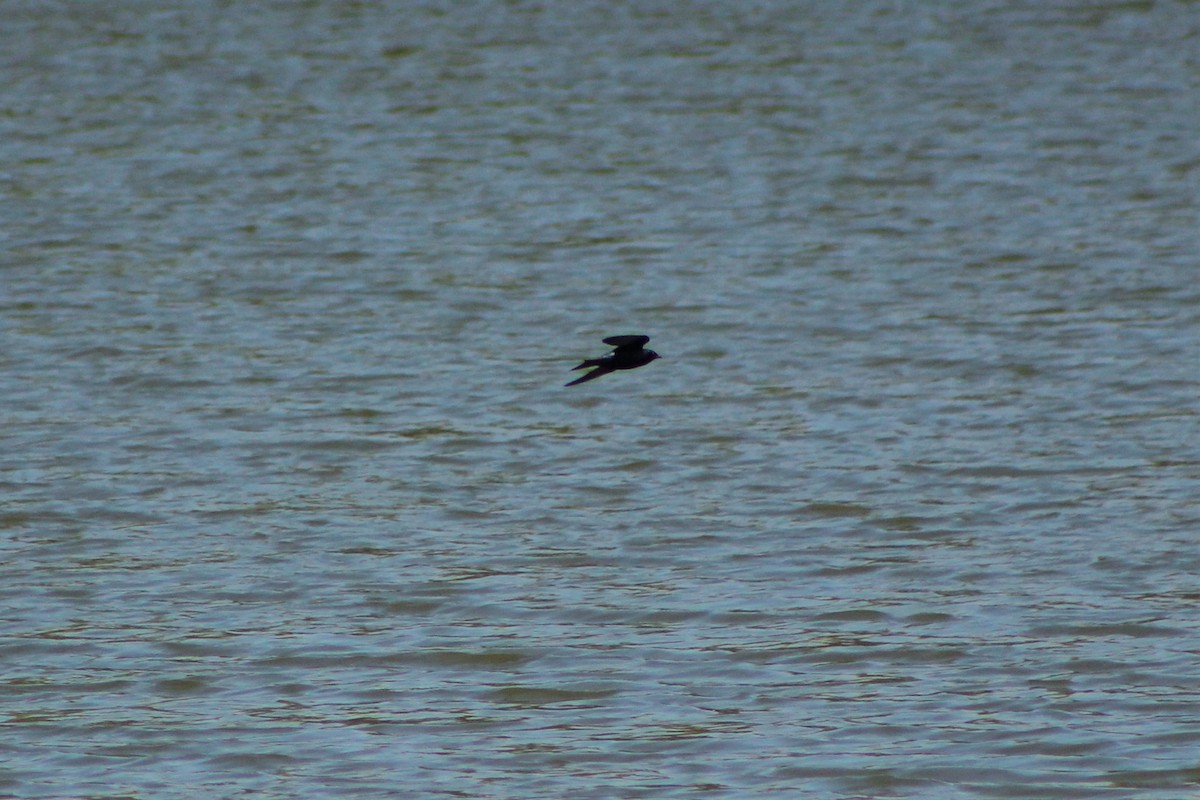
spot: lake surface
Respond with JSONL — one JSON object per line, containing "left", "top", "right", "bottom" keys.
{"left": 3, "top": 1, "right": 1198, "bottom": 798}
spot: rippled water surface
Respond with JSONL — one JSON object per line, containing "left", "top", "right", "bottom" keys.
{"left": 4, "top": 2, "right": 1199, "bottom": 798}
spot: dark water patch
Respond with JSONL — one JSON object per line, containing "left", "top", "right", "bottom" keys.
{"left": 1026, "top": 620, "right": 1187, "bottom": 639}
{"left": 488, "top": 685, "right": 620, "bottom": 707}
{"left": 800, "top": 502, "right": 873, "bottom": 519}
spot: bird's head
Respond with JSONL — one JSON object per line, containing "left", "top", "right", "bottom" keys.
{"left": 647, "top": 350, "right": 661, "bottom": 361}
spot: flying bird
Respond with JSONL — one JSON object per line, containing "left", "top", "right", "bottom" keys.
{"left": 566, "top": 335, "right": 661, "bottom": 387}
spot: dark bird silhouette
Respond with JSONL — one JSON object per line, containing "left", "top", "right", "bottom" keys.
{"left": 566, "top": 335, "right": 661, "bottom": 387}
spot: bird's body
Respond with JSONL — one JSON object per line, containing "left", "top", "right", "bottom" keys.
{"left": 565, "top": 335, "right": 661, "bottom": 386}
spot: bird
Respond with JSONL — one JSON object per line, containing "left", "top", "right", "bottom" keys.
{"left": 565, "top": 335, "right": 661, "bottom": 387}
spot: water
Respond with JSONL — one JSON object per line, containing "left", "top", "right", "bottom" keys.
{"left": 3, "top": 1, "right": 1198, "bottom": 798}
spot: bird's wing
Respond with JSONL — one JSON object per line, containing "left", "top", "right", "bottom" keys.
{"left": 602, "top": 334, "right": 650, "bottom": 351}
{"left": 565, "top": 367, "right": 611, "bottom": 387}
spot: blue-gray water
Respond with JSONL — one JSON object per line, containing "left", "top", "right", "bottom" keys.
{"left": 3, "top": 2, "right": 1199, "bottom": 798}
